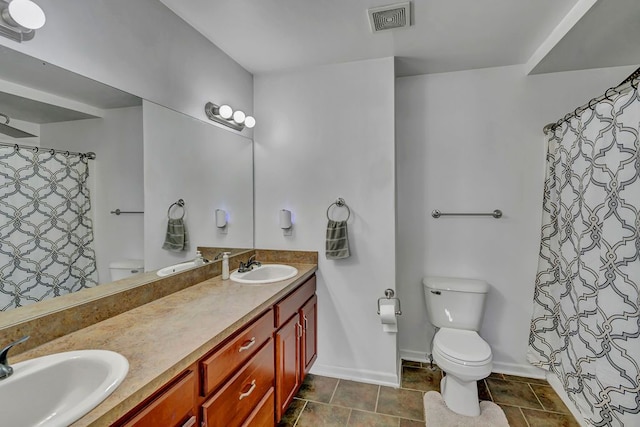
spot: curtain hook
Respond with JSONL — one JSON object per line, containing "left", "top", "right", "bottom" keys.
{"left": 13, "top": 144, "right": 19, "bottom": 151}
{"left": 588, "top": 99, "right": 598, "bottom": 110}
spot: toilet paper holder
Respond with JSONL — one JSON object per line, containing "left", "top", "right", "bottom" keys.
{"left": 377, "top": 288, "right": 402, "bottom": 316}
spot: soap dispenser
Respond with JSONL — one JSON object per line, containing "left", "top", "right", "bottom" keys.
{"left": 194, "top": 250, "right": 205, "bottom": 266}
{"left": 222, "top": 252, "right": 231, "bottom": 279}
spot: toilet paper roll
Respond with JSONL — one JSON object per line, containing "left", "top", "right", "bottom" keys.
{"left": 379, "top": 301, "right": 398, "bottom": 333}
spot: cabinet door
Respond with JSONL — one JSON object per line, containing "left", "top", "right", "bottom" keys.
{"left": 275, "top": 314, "right": 301, "bottom": 421}
{"left": 300, "top": 295, "right": 317, "bottom": 376}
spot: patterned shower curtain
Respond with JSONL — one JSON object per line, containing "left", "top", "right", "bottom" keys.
{"left": 0, "top": 146, "right": 98, "bottom": 311}
{"left": 528, "top": 83, "right": 640, "bottom": 426}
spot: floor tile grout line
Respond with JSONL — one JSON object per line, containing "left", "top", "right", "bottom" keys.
{"left": 292, "top": 399, "right": 308, "bottom": 427}
{"left": 329, "top": 378, "right": 340, "bottom": 404}
{"left": 345, "top": 408, "right": 352, "bottom": 426}
{"left": 519, "top": 406, "right": 531, "bottom": 427}
{"left": 528, "top": 382, "right": 546, "bottom": 411}
{"left": 484, "top": 379, "right": 494, "bottom": 402}
{"left": 374, "top": 384, "right": 381, "bottom": 413}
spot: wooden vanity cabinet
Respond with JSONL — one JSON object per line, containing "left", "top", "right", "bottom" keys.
{"left": 113, "top": 274, "right": 317, "bottom": 427}
{"left": 274, "top": 276, "right": 317, "bottom": 421}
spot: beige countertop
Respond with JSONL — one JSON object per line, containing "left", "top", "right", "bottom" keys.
{"left": 13, "top": 263, "right": 317, "bottom": 426}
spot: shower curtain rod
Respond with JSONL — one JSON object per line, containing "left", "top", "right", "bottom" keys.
{"left": 0, "top": 141, "right": 96, "bottom": 159}
{"left": 543, "top": 67, "right": 640, "bottom": 134}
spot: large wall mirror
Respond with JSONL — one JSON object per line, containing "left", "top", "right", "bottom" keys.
{"left": 0, "top": 44, "right": 254, "bottom": 316}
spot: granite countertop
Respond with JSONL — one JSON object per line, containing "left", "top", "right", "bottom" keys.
{"left": 13, "top": 263, "right": 317, "bottom": 426}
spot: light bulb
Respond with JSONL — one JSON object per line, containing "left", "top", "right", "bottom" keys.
{"left": 233, "top": 110, "right": 246, "bottom": 124}
{"left": 244, "top": 116, "right": 256, "bottom": 129}
{"left": 7, "top": 0, "right": 46, "bottom": 30}
{"left": 218, "top": 104, "right": 233, "bottom": 119}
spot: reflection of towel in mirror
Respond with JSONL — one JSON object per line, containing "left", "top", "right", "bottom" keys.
{"left": 162, "top": 218, "right": 188, "bottom": 252}
{"left": 326, "top": 220, "right": 350, "bottom": 259}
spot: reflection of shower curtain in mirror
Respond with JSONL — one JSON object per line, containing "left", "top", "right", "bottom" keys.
{"left": 0, "top": 147, "right": 98, "bottom": 311}
{"left": 528, "top": 82, "right": 640, "bottom": 426}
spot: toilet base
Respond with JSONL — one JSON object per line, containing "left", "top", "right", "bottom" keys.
{"left": 440, "top": 374, "right": 480, "bottom": 417}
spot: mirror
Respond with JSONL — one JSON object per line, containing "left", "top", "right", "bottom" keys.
{"left": 0, "top": 45, "right": 254, "bottom": 316}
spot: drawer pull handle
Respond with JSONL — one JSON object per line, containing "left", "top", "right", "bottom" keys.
{"left": 238, "top": 337, "right": 256, "bottom": 352}
{"left": 303, "top": 315, "right": 308, "bottom": 331}
{"left": 297, "top": 322, "right": 303, "bottom": 338}
{"left": 181, "top": 415, "right": 196, "bottom": 427}
{"left": 239, "top": 379, "right": 256, "bottom": 400}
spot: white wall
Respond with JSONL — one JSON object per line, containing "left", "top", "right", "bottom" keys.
{"left": 395, "top": 64, "right": 638, "bottom": 375}
{"left": 41, "top": 107, "right": 143, "bottom": 283}
{"left": 254, "top": 58, "right": 398, "bottom": 385}
{"left": 143, "top": 101, "right": 253, "bottom": 271}
{"left": 0, "top": 0, "right": 253, "bottom": 129}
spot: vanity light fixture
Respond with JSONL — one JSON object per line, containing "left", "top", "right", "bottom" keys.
{"left": 204, "top": 102, "right": 255, "bottom": 132}
{"left": 0, "top": 0, "right": 46, "bottom": 42}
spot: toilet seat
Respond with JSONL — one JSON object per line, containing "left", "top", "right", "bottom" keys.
{"left": 434, "top": 328, "right": 492, "bottom": 365}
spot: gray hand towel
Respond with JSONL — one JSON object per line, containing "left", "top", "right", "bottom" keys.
{"left": 326, "top": 219, "right": 350, "bottom": 259}
{"left": 162, "top": 218, "right": 189, "bottom": 252}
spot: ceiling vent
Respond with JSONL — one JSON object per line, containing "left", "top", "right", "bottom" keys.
{"left": 368, "top": 2, "right": 411, "bottom": 33}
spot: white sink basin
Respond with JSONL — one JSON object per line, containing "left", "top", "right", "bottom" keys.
{"left": 0, "top": 350, "right": 129, "bottom": 427}
{"left": 157, "top": 260, "right": 197, "bottom": 277}
{"left": 230, "top": 264, "right": 298, "bottom": 284}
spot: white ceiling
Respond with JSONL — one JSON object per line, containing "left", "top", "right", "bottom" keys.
{"left": 159, "top": 0, "right": 640, "bottom": 77}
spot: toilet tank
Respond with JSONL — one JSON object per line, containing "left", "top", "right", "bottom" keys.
{"left": 109, "top": 259, "right": 144, "bottom": 281}
{"left": 423, "top": 276, "right": 489, "bottom": 331}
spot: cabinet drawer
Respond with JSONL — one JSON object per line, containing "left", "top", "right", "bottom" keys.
{"left": 122, "top": 371, "right": 196, "bottom": 427}
{"left": 202, "top": 339, "right": 275, "bottom": 427}
{"left": 241, "top": 387, "right": 274, "bottom": 427}
{"left": 201, "top": 309, "right": 274, "bottom": 396}
{"left": 274, "top": 275, "right": 316, "bottom": 328}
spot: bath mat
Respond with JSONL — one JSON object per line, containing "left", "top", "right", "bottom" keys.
{"left": 424, "top": 391, "right": 509, "bottom": 427}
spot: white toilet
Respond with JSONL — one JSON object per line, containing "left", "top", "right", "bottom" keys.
{"left": 109, "top": 259, "right": 144, "bottom": 281}
{"left": 423, "top": 276, "right": 493, "bottom": 417}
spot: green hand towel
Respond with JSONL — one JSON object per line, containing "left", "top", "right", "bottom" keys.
{"left": 162, "top": 218, "right": 188, "bottom": 252}
{"left": 326, "top": 220, "right": 350, "bottom": 260}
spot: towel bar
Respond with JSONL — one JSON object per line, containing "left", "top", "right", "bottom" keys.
{"left": 110, "top": 209, "right": 143, "bottom": 215}
{"left": 431, "top": 209, "right": 502, "bottom": 219}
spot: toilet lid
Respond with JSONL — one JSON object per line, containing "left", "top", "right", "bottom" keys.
{"left": 434, "top": 328, "right": 492, "bottom": 364}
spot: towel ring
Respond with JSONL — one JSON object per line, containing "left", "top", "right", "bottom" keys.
{"left": 326, "top": 197, "right": 351, "bottom": 221}
{"left": 167, "top": 199, "right": 185, "bottom": 220}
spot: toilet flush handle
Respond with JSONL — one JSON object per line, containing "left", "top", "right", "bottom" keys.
{"left": 430, "top": 290, "right": 441, "bottom": 295}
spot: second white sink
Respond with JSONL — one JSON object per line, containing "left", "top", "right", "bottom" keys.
{"left": 230, "top": 264, "right": 298, "bottom": 284}
{"left": 0, "top": 350, "right": 129, "bottom": 427}
{"left": 156, "top": 260, "right": 197, "bottom": 277}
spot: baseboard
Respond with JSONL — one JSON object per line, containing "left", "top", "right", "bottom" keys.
{"left": 399, "top": 349, "right": 428, "bottom": 363}
{"left": 546, "top": 372, "right": 588, "bottom": 427}
{"left": 491, "top": 361, "right": 547, "bottom": 379}
{"left": 309, "top": 363, "right": 400, "bottom": 388}
{"left": 400, "top": 348, "right": 548, "bottom": 380}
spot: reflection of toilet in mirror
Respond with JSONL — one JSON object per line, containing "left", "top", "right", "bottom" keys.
{"left": 109, "top": 260, "right": 144, "bottom": 281}
{"left": 423, "top": 276, "right": 492, "bottom": 417}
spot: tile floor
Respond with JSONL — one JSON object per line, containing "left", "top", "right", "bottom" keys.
{"left": 278, "top": 360, "right": 581, "bottom": 427}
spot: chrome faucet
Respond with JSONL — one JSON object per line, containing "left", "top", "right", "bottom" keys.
{"left": 238, "top": 255, "right": 261, "bottom": 273}
{"left": 0, "top": 335, "right": 29, "bottom": 380}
